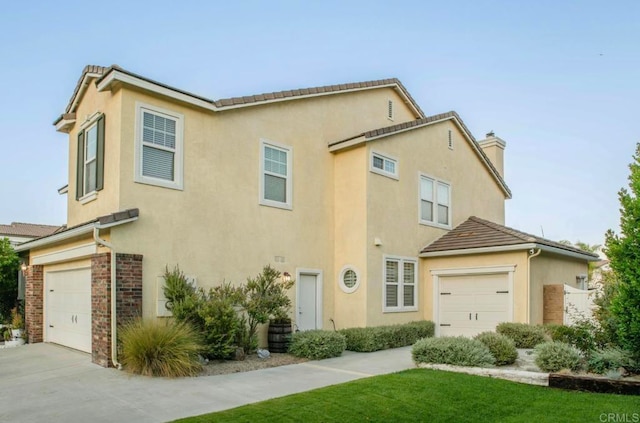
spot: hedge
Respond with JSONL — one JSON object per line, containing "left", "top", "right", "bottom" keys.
{"left": 340, "top": 321, "right": 435, "bottom": 352}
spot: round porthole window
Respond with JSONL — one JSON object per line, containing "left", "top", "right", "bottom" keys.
{"left": 339, "top": 266, "right": 360, "bottom": 294}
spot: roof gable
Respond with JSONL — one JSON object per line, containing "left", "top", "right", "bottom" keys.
{"left": 55, "top": 65, "right": 426, "bottom": 126}
{"left": 329, "top": 111, "right": 512, "bottom": 198}
{"left": 420, "top": 216, "right": 599, "bottom": 260}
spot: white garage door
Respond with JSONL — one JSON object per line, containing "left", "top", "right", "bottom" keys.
{"left": 46, "top": 268, "right": 91, "bottom": 353}
{"left": 438, "top": 273, "right": 510, "bottom": 337}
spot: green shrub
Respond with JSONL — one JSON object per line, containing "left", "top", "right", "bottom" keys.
{"left": 412, "top": 336, "right": 495, "bottom": 367}
{"left": 534, "top": 341, "right": 583, "bottom": 373}
{"left": 340, "top": 327, "right": 384, "bottom": 352}
{"left": 588, "top": 348, "right": 637, "bottom": 374}
{"left": 542, "top": 323, "right": 596, "bottom": 355}
{"left": 288, "top": 330, "right": 346, "bottom": 360}
{"left": 119, "top": 319, "right": 203, "bottom": 377}
{"left": 163, "top": 267, "right": 244, "bottom": 359}
{"left": 496, "top": 322, "right": 548, "bottom": 348}
{"left": 474, "top": 332, "right": 518, "bottom": 365}
{"left": 341, "top": 321, "right": 435, "bottom": 352}
{"left": 199, "top": 283, "right": 244, "bottom": 359}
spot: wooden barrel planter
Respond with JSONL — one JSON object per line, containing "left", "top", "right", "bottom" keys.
{"left": 268, "top": 320, "right": 292, "bottom": 353}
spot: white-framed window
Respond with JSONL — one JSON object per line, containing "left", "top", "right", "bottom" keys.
{"left": 387, "top": 99, "right": 394, "bottom": 120}
{"left": 135, "top": 102, "right": 184, "bottom": 190}
{"left": 419, "top": 174, "right": 451, "bottom": 228}
{"left": 370, "top": 151, "right": 398, "bottom": 179}
{"left": 84, "top": 122, "right": 98, "bottom": 195}
{"left": 338, "top": 265, "right": 361, "bottom": 294}
{"left": 260, "top": 139, "right": 292, "bottom": 209}
{"left": 76, "top": 113, "right": 105, "bottom": 202}
{"left": 383, "top": 256, "right": 417, "bottom": 312}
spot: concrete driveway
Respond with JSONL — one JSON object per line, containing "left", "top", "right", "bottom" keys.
{"left": 0, "top": 343, "right": 415, "bottom": 423}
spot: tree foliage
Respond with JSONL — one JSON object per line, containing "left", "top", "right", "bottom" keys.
{"left": 0, "top": 238, "right": 20, "bottom": 322}
{"left": 604, "top": 142, "right": 640, "bottom": 358}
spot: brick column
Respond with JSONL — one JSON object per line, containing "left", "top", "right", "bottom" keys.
{"left": 25, "top": 265, "right": 44, "bottom": 344}
{"left": 91, "top": 253, "right": 143, "bottom": 367}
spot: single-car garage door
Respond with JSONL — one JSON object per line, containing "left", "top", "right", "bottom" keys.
{"left": 438, "top": 273, "right": 510, "bottom": 337}
{"left": 46, "top": 268, "right": 91, "bottom": 353}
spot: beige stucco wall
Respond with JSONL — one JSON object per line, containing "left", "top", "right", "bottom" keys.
{"left": 333, "top": 148, "right": 368, "bottom": 329}
{"left": 105, "top": 83, "right": 417, "bottom": 331}
{"left": 364, "top": 120, "right": 506, "bottom": 327}
{"left": 529, "top": 252, "right": 588, "bottom": 325}
{"left": 422, "top": 251, "right": 529, "bottom": 323}
{"left": 66, "top": 84, "right": 123, "bottom": 227}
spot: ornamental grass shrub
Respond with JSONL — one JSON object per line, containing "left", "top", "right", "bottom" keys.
{"left": 288, "top": 330, "right": 346, "bottom": 360}
{"left": 534, "top": 341, "right": 583, "bottom": 373}
{"left": 474, "top": 332, "right": 518, "bottom": 365}
{"left": 412, "top": 336, "right": 495, "bottom": 367}
{"left": 496, "top": 322, "right": 548, "bottom": 348}
{"left": 588, "top": 347, "right": 637, "bottom": 374}
{"left": 119, "top": 319, "right": 203, "bottom": 377}
{"left": 341, "top": 321, "right": 435, "bottom": 352}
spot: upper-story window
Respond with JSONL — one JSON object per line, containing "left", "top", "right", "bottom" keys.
{"left": 76, "top": 113, "right": 105, "bottom": 202}
{"left": 370, "top": 151, "right": 398, "bottom": 179}
{"left": 260, "top": 139, "right": 292, "bottom": 210}
{"left": 420, "top": 174, "right": 451, "bottom": 228}
{"left": 135, "top": 102, "right": 184, "bottom": 190}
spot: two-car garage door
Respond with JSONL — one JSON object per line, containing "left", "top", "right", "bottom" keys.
{"left": 438, "top": 273, "right": 510, "bottom": 337}
{"left": 46, "top": 269, "right": 92, "bottom": 353}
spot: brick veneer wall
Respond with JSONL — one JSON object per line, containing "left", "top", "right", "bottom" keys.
{"left": 543, "top": 284, "right": 564, "bottom": 324}
{"left": 91, "top": 253, "right": 143, "bottom": 367}
{"left": 25, "top": 265, "right": 44, "bottom": 343}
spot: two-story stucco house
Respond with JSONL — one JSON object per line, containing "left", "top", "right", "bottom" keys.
{"left": 16, "top": 65, "right": 597, "bottom": 367}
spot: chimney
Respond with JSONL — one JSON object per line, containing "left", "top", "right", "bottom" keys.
{"left": 478, "top": 132, "right": 507, "bottom": 178}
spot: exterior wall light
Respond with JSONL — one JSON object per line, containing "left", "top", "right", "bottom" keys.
{"left": 282, "top": 272, "right": 291, "bottom": 283}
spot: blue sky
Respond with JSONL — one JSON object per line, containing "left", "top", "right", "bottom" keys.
{"left": 0, "top": 0, "right": 637, "bottom": 245}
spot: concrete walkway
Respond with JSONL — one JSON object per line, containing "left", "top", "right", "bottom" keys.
{"left": 0, "top": 344, "right": 415, "bottom": 423}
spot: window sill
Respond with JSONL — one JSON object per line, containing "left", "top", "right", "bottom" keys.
{"left": 134, "top": 175, "right": 183, "bottom": 191}
{"left": 370, "top": 168, "right": 399, "bottom": 180}
{"left": 79, "top": 191, "right": 97, "bottom": 205}
{"left": 383, "top": 307, "right": 418, "bottom": 313}
{"left": 259, "top": 199, "right": 292, "bottom": 211}
{"left": 419, "top": 220, "right": 452, "bottom": 230}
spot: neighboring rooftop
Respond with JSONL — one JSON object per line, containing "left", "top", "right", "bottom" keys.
{"left": 421, "top": 216, "right": 599, "bottom": 260}
{"left": 0, "top": 222, "right": 61, "bottom": 239}
{"left": 14, "top": 208, "right": 139, "bottom": 252}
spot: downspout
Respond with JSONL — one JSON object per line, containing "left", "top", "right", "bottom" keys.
{"left": 526, "top": 248, "right": 542, "bottom": 324}
{"left": 93, "top": 227, "right": 121, "bottom": 369}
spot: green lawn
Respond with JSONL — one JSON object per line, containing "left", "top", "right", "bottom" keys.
{"left": 174, "top": 369, "right": 638, "bottom": 423}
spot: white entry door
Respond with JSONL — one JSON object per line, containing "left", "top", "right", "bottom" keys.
{"left": 46, "top": 268, "right": 92, "bottom": 353}
{"left": 438, "top": 273, "right": 510, "bottom": 337}
{"left": 297, "top": 272, "right": 322, "bottom": 331}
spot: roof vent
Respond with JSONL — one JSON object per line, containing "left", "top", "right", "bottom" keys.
{"left": 486, "top": 131, "right": 495, "bottom": 137}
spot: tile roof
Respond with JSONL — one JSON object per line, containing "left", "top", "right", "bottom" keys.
{"left": 0, "top": 222, "right": 61, "bottom": 238}
{"left": 421, "top": 216, "right": 599, "bottom": 259}
{"left": 212, "top": 78, "right": 425, "bottom": 117}
{"left": 59, "top": 64, "right": 426, "bottom": 118}
{"left": 330, "top": 111, "right": 512, "bottom": 198}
